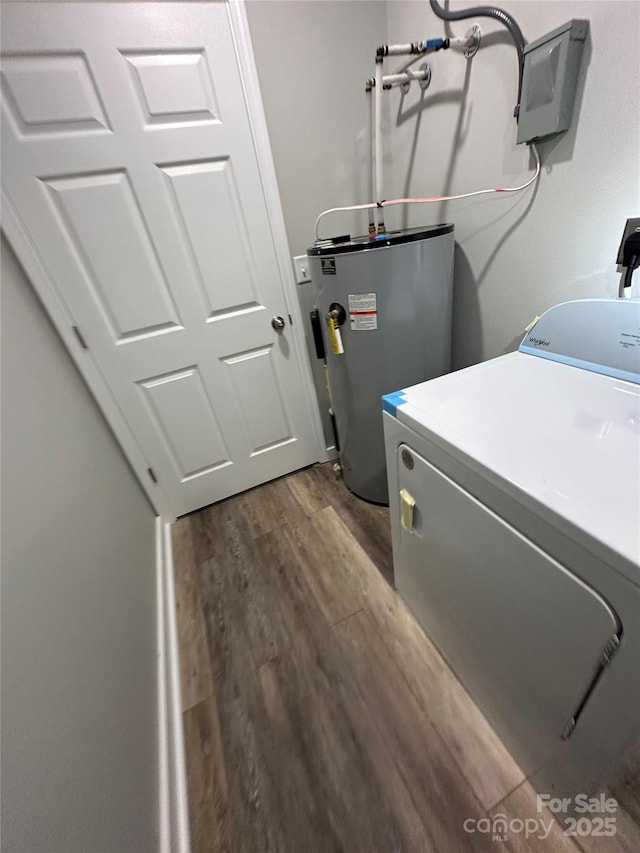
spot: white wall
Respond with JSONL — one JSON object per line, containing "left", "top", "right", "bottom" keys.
{"left": 246, "top": 0, "right": 388, "bottom": 256}
{"left": 385, "top": 0, "right": 640, "bottom": 367}
{"left": 1, "top": 236, "right": 159, "bottom": 853}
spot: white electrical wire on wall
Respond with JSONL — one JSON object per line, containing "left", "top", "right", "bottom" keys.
{"left": 314, "top": 143, "right": 541, "bottom": 242}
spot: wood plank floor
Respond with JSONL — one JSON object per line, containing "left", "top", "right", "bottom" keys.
{"left": 173, "top": 462, "right": 640, "bottom": 853}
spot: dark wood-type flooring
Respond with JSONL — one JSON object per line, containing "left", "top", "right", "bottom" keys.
{"left": 172, "top": 463, "right": 640, "bottom": 853}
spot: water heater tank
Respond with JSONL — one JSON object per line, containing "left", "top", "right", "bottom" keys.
{"left": 308, "top": 225, "right": 454, "bottom": 504}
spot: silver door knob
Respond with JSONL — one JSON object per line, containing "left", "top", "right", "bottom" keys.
{"left": 271, "top": 315, "right": 286, "bottom": 331}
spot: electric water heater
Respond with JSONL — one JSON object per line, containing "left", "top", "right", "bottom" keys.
{"left": 308, "top": 225, "right": 454, "bottom": 504}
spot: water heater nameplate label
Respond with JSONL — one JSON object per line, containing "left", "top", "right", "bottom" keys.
{"left": 321, "top": 258, "right": 336, "bottom": 275}
{"left": 348, "top": 292, "right": 378, "bottom": 331}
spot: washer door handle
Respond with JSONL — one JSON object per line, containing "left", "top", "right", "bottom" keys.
{"left": 400, "top": 488, "right": 416, "bottom": 532}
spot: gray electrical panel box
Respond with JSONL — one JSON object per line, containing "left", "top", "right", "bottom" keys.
{"left": 517, "top": 19, "right": 589, "bottom": 145}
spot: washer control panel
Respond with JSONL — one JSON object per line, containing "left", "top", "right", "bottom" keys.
{"left": 520, "top": 298, "right": 640, "bottom": 384}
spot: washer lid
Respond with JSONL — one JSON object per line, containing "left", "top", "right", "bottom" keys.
{"left": 384, "top": 352, "right": 640, "bottom": 580}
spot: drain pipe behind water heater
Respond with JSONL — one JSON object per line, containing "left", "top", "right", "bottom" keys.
{"left": 374, "top": 57, "right": 385, "bottom": 234}
{"left": 365, "top": 80, "right": 376, "bottom": 238}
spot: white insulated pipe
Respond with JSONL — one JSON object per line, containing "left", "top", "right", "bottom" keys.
{"left": 366, "top": 86, "right": 375, "bottom": 234}
{"left": 382, "top": 69, "right": 430, "bottom": 89}
{"left": 384, "top": 42, "right": 426, "bottom": 56}
{"left": 378, "top": 38, "right": 447, "bottom": 57}
{"left": 374, "top": 59, "right": 384, "bottom": 231}
{"left": 379, "top": 34, "right": 478, "bottom": 58}
{"left": 448, "top": 35, "right": 470, "bottom": 49}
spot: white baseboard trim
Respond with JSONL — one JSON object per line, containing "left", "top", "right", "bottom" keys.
{"left": 157, "top": 517, "right": 191, "bottom": 853}
{"left": 157, "top": 518, "right": 171, "bottom": 852}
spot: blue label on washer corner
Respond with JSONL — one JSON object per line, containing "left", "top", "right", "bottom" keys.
{"left": 382, "top": 390, "right": 408, "bottom": 416}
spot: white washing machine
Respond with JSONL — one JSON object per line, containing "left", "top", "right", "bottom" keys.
{"left": 383, "top": 298, "right": 640, "bottom": 797}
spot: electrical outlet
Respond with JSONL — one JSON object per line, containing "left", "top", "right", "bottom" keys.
{"left": 616, "top": 218, "right": 640, "bottom": 266}
{"left": 292, "top": 254, "right": 311, "bottom": 284}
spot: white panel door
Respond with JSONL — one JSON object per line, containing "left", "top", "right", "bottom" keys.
{"left": 1, "top": 2, "right": 320, "bottom": 517}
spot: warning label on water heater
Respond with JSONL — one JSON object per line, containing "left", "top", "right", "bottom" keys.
{"left": 348, "top": 292, "right": 378, "bottom": 330}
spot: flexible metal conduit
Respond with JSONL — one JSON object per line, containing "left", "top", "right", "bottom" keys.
{"left": 429, "top": 0, "right": 526, "bottom": 117}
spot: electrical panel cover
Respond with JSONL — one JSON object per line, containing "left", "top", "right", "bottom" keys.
{"left": 517, "top": 20, "right": 588, "bottom": 145}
